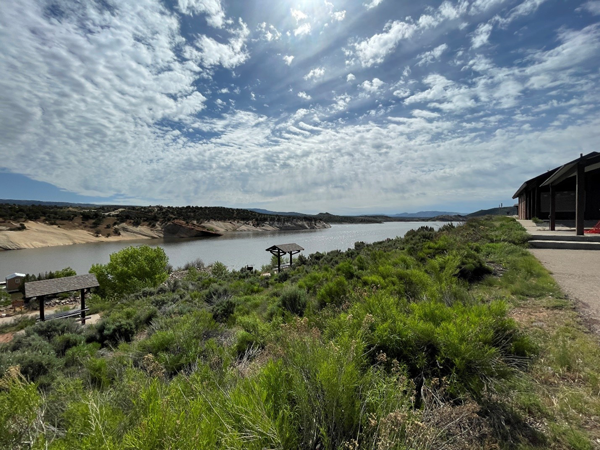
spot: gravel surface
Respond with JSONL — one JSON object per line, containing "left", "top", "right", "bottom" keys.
{"left": 530, "top": 249, "right": 600, "bottom": 333}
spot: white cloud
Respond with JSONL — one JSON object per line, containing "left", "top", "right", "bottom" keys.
{"left": 524, "top": 24, "right": 600, "bottom": 85}
{"left": 297, "top": 91, "right": 312, "bottom": 100}
{"left": 283, "top": 55, "right": 295, "bottom": 65}
{"left": 393, "top": 88, "right": 411, "bottom": 98}
{"left": 355, "top": 21, "right": 417, "bottom": 67}
{"left": 177, "top": 0, "right": 226, "bottom": 28}
{"left": 579, "top": 1, "right": 600, "bottom": 15}
{"left": 294, "top": 23, "right": 312, "bottom": 36}
{"left": 257, "top": 22, "right": 281, "bottom": 41}
{"left": 194, "top": 19, "right": 250, "bottom": 69}
{"left": 360, "top": 78, "right": 385, "bottom": 93}
{"left": 364, "top": 0, "right": 385, "bottom": 9}
{"left": 469, "top": 0, "right": 507, "bottom": 15}
{"left": 291, "top": 8, "right": 308, "bottom": 23}
{"left": 331, "top": 94, "right": 351, "bottom": 111}
{"left": 411, "top": 109, "right": 440, "bottom": 119}
{"left": 347, "top": 73, "right": 356, "bottom": 82}
{"left": 0, "top": 0, "right": 210, "bottom": 199}
{"left": 497, "top": 0, "right": 548, "bottom": 26}
{"left": 416, "top": 43, "right": 449, "bottom": 66}
{"left": 438, "top": 1, "right": 465, "bottom": 20}
{"left": 332, "top": 11, "right": 346, "bottom": 21}
{"left": 471, "top": 23, "right": 493, "bottom": 49}
{"left": 405, "top": 74, "right": 477, "bottom": 112}
{"left": 304, "top": 67, "right": 325, "bottom": 80}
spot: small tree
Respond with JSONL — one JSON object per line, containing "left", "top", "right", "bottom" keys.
{"left": 90, "top": 246, "right": 169, "bottom": 298}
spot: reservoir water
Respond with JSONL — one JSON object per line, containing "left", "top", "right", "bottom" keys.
{"left": 0, "top": 222, "right": 445, "bottom": 277}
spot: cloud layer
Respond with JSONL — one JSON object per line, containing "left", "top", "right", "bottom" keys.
{"left": 1, "top": 0, "right": 599, "bottom": 213}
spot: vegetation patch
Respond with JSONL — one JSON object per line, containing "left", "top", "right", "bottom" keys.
{"left": 1, "top": 216, "right": 599, "bottom": 448}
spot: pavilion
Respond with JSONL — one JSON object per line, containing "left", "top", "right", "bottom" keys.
{"left": 513, "top": 152, "right": 600, "bottom": 235}
{"left": 24, "top": 274, "right": 99, "bottom": 324}
{"left": 266, "top": 243, "right": 304, "bottom": 272}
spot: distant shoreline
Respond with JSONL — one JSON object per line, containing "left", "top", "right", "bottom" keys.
{"left": 0, "top": 219, "right": 331, "bottom": 252}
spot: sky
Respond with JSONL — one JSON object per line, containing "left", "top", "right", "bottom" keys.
{"left": 1, "top": 0, "right": 599, "bottom": 215}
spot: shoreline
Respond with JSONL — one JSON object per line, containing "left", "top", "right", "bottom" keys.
{"left": 0, "top": 219, "right": 331, "bottom": 252}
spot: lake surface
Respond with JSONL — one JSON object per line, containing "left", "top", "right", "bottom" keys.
{"left": 0, "top": 222, "right": 445, "bottom": 277}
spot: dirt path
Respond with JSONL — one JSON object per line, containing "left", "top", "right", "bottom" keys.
{"left": 529, "top": 249, "right": 600, "bottom": 333}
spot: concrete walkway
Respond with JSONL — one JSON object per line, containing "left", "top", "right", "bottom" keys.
{"left": 529, "top": 249, "right": 600, "bottom": 330}
{"left": 518, "top": 220, "right": 600, "bottom": 333}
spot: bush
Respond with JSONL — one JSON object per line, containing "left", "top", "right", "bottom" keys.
{"left": 342, "top": 294, "right": 535, "bottom": 397}
{"left": 317, "top": 277, "right": 349, "bottom": 307}
{"left": 0, "top": 290, "right": 10, "bottom": 305}
{"left": 0, "top": 368, "right": 41, "bottom": 449}
{"left": 212, "top": 298, "right": 236, "bottom": 323}
{"left": 93, "top": 317, "right": 136, "bottom": 346}
{"left": 90, "top": 245, "right": 169, "bottom": 298}
{"left": 205, "top": 284, "right": 231, "bottom": 305}
{"left": 182, "top": 258, "right": 205, "bottom": 270}
{"left": 210, "top": 261, "right": 229, "bottom": 279}
{"left": 280, "top": 287, "right": 308, "bottom": 316}
{"left": 0, "top": 335, "right": 61, "bottom": 382}
{"left": 52, "top": 333, "right": 85, "bottom": 356}
{"left": 26, "top": 319, "right": 82, "bottom": 342}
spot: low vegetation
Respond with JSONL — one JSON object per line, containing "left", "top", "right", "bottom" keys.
{"left": 1, "top": 217, "right": 599, "bottom": 448}
{"left": 0, "top": 204, "right": 325, "bottom": 229}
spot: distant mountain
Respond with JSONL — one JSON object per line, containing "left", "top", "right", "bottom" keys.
{"left": 391, "top": 211, "right": 461, "bottom": 218}
{"left": 247, "top": 208, "right": 307, "bottom": 217}
{"left": 467, "top": 206, "right": 518, "bottom": 217}
{"left": 0, "top": 199, "right": 101, "bottom": 207}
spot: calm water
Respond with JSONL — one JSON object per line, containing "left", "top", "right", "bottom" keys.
{"left": 0, "top": 222, "right": 445, "bottom": 277}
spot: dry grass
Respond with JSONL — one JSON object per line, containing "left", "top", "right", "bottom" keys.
{"left": 507, "top": 281, "right": 600, "bottom": 449}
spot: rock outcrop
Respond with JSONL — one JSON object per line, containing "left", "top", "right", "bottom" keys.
{"left": 163, "top": 220, "right": 222, "bottom": 238}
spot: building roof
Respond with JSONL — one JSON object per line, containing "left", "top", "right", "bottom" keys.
{"left": 266, "top": 243, "right": 304, "bottom": 253}
{"left": 6, "top": 273, "right": 26, "bottom": 279}
{"left": 512, "top": 151, "right": 600, "bottom": 199}
{"left": 540, "top": 152, "right": 600, "bottom": 188}
{"left": 24, "top": 274, "right": 99, "bottom": 299}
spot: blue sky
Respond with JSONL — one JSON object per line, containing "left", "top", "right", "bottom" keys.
{"left": 1, "top": 0, "right": 599, "bottom": 214}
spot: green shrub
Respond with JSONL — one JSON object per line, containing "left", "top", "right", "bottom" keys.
{"left": 335, "top": 261, "right": 356, "bottom": 279}
{"left": 137, "top": 311, "right": 221, "bottom": 375}
{"left": 26, "top": 319, "right": 82, "bottom": 342}
{"left": 133, "top": 306, "right": 158, "bottom": 328}
{"left": 0, "top": 367, "right": 41, "bottom": 449}
{"left": 94, "top": 317, "right": 136, "bottom": 346}
{"left": 212, "top": 298, "right": 236, "bottom": 323}
{"left": 317, "top": 277, "right": 349, "bottom": 307}
{"left": 0, "top": 336, "right": 61, "bottom": 382}
{"left": 85, "top": 357, "right": 113, "bottom": 388}
{"left": 64, "top": 343, "right": 101, "bottom": 367}
{"left": 205, "top": 284, "right": 231, "bottom": 305}
{"left": 234, "top": 330, "right": 257, "bottom": 355}
{"left": 342, "top": 294, "right": 535, "bottom": 397}
{"left": 52, "top": 333, "right": 85, "bottom": 356}
{"left": 210, "top": 261, "right": 229, "bottom": 279}
{"left": 90, "top": 245, "right": 169, "bottom": 298}
{"left": 279, "top": 287, "right": 308, "bottom": 316}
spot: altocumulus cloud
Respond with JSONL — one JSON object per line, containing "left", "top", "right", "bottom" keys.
{"left": 0, "top": 0, "right": 599, "bottom": 213}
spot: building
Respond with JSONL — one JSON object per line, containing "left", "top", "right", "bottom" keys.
{"left": 512, "top": 152, "right": 600, "bottom": 235}
{"left": 5, "top": 273, "right": 26, "bottom": 293}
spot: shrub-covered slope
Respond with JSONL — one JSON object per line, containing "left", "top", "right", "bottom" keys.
{"left": 1, "top": 217, "right": 599, "bottom": 449}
